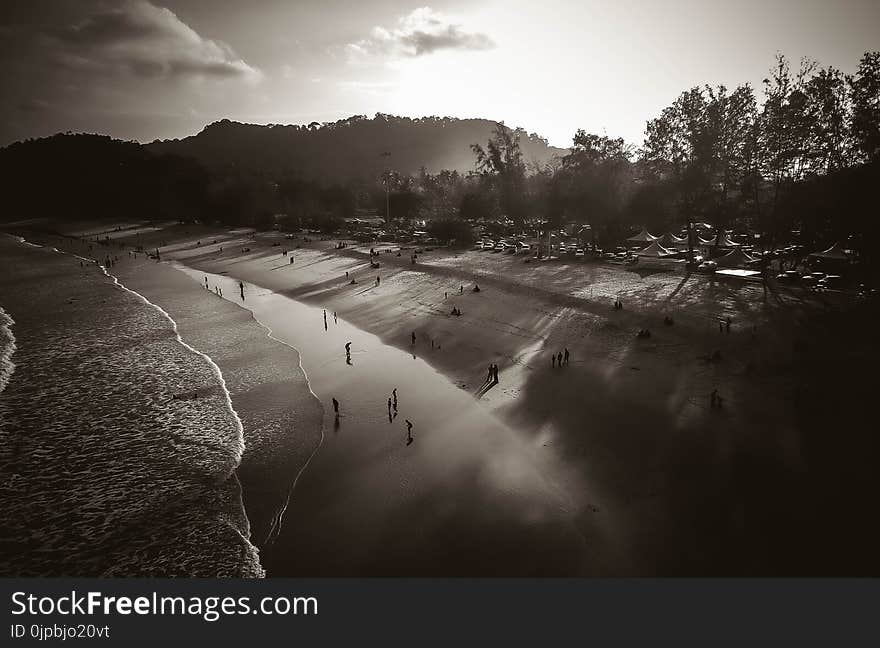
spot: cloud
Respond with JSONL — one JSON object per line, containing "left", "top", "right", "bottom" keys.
{"left": 53, "top": 0, "right": 260, "bottom": 81}
{"left": 346, "top": 7, "right": 495, "bottom": 60}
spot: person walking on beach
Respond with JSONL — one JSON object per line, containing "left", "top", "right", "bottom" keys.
{"left": 405, "top": 419, "right": 413, "bottom": 445}
{"left": 324, "top": 310, "right": 328, "bottom": 331}
{"left": 345, "top": 341, "right": 352, "bottom": 355}
{"left": 460, "top": 285, "right": 463, "bottom": 294}
{"left": 334, "top": 311, "right": 338, "bottom": 324}
{"left": 387, "top": 397, "right": 392, "bottom": 414}
{"left": 487, "top": 364, "right": 494, "bottom": 383}
{"left": 392, "top": 388, "right": 398, "bottom": 411}
{"left": 726, "top": 317, "right": 732, "bottom": 334}
{"left": 564, "top": 348, "right": 570, "bottom": 366}
{"left": 239, "top": 281, "right": 244, "bottom": 301}
{"left": 557, "top": 351, "right": 563, "bottom": 367}
{"left": 552, "top": 354, "right": 556, "bottom": 368}
{"left": 376, "top": 275, "right": 381, "bottom": 286}
{"left": 204, "top": 276, "right": 209, "bottom": 290}
{"left": 411, "top": 331, "right": 416, "bottom": 345}
{"left": 332, "top": 397, "right": 339, "bottom": 418}
{"left": 493, "top": 363, "right": 499, "bottom": 384}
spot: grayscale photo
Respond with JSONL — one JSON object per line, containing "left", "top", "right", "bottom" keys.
{"left": 1, "top": 0, "right": 878, "bottom": 579}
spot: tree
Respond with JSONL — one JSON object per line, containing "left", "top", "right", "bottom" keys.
{"left": 471, "top": 123, "right": 527, "bottom": 221}
{"left": 849, "top": 51, "right": 880, "bottom": 162}
{"left": 640, "top": 84, "right": 758, "bottom": 247}
{"left": 557, "top": 130, "right": 633, "bottom": 243}
{"left": 804, "top": 66, "right": 853, "bottom": 174}
{"left": 459, "top": 191, "right": 495, "bottom": 221}
{"left": 758, "top": 55, "right": 817, "bottom": 237}
{"left": 427, "top": 218, "right": 474, "bottom": 245}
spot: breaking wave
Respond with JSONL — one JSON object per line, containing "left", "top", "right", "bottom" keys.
{"left": 0, "top": 306, "right": 15, "bottom": 393}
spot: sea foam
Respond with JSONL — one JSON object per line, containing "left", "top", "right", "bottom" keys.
{"left": 0, "top": 306, "right": 15, "bottom": 393}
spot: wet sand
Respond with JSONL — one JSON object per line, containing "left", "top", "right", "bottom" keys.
{"left": 178, "top": 265, "right": 589, "bottom": 575}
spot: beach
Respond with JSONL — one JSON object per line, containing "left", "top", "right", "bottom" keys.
{"left": 2, "top": 221, "right": 877, "bottom": 575}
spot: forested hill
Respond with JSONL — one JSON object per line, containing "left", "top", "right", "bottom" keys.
{"left": 145, "top": 115, "right": 567, "bottom": 180}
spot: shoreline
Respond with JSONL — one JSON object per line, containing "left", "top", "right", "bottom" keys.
{"left": 109, "top": 250, "right": 325, "bottom": 556}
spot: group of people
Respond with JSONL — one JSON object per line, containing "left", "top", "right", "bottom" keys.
{"left": 614, "top": 298, "right": 623, "bottom": 310}
{"left": 385, "top": 388, "right": 414, "bottom": 444}
{"left": 486, "top": 363, "right": 500, "bottom": 384}
{"left": 203, "top": 276, "right": 224, "bottom": 297}
{"left": 551, "top": 349, "right": 571, "bottom": 368}
{"left": 719, "top": 316, "right": 732, "bottom": 334}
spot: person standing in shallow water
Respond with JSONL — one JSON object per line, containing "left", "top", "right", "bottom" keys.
{"left": 332, "top": 397, "right": 339, "bottom": 418}
{"left": 239, "top": 281, "right": 244, "bottom": 300}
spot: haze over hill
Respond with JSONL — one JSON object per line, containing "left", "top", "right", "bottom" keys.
{"left": 146, "top": 115, "right": 568, "bottom": 182}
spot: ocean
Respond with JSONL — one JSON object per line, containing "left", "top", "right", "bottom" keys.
{"left": 0, "top": 235, "right": 261, "bottom": 576}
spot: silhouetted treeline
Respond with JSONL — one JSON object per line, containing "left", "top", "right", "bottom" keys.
{"left": 1, "top": 51, "right": 877, "bottom": 266}
{"left": 466, "top": 51, "right": 879, "bottom": 265}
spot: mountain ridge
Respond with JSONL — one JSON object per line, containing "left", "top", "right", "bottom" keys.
{"left": 145, "top": 114, "right": 569, "bottom": 182}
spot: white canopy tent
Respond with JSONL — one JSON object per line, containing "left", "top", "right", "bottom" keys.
{"left": 702, "top": 232, "right": 740, "bottom": 247}
{"left": 627, "top": 228, "right": 658, "bottom": 244}
{"left": 657, "top": 232, "right": 687, "bottom": 247}
{"left": 808, "top": 243, "right": 850, "bottom": 262}
{"left": 715, "top": 248, "right": 757, "bottom": 268}
{"left": 636, "top": 240, "right": 674, "bottom": 257}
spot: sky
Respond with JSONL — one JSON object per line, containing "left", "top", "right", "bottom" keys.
{"left": 1, "top": 0, "right": 878, "bottom": 148}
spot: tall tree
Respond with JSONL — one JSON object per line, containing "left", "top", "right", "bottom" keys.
{"left": 471, "top": 124, "right": 527, "bottom": 221}
{"left": 849, "top": 51, "right": 880, "bottom": 162}
{"left": 757, "top": 54, "right": 816, "bottom": 236}
{"left": 804, "top": 65, "right": 852, "bottom": 174}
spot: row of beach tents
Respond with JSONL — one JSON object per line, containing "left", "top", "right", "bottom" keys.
{"left": 626, "top": 228, "right": 739, "bottom": 248}
{"left": 628, "top": 228, "right": 852, "bottom": 266}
